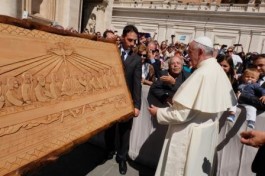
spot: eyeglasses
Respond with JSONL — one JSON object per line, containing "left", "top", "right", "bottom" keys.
{"left": 228, "top": 50, "right": 233, "bottom": 52}
{"left": 149, "top": 49, "right": 156, "bottom": 54}
{"left": 140, "top": 54, "right": 147, "bottom": 58}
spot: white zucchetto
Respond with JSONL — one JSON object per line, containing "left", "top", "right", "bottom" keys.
{"left": 194, "top": 36, "right": 213, "bottom": 48}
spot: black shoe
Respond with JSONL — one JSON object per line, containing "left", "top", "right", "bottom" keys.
{"left": 106, "top": 151, "right": 115, "bottom": 160}
{"left": 118, "top": 161, "right": 127, "bottom": 175}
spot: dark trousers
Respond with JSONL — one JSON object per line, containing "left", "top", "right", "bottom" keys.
{"left": 104, "top": 118, "right": 133, "bottom": 161}
{"left": 252, "top": 145, "right": 265, "bottom": 175}
{"left": 238, "top": 94, "right": 265, "bottom": 111}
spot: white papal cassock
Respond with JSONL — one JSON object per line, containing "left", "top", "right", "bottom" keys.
{"left": 155, "top": 58, "right": 237, "bottom": 176}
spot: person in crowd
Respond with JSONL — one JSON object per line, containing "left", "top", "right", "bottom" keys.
{"left": 238, "top": 54, "right": 265, "bottom": 110}
{"left": 228, "top": 68, "right": 265, "bottom": 128}
{"left": 162, "top": 44, "right": 175, "bottom": 70}
{"left": 217, "top": 55, "right": 239, "bottom": 123}
{"left": 138, "top": 44, "right": 155, "bottom": 86}
{"left": 241, "top": 130, "right": 265, "bottom": 147}
{"left": 103, "top": 29, "right": 116, "bottom": 39}
{"left": 96, "top": 31, "right": 101, "bottom": 39}
{"left": 66, "top": 27, "right": 78, "bottom": 33}
{"left": 116, "top": 36, "right": 121, "bottom": 48}
{"left": 217, "top": 55, "right": 238, "bottom": 89}
{"left": 160, "top": 40, "right": 168, "bottom": 58}
{"left": 104, "top": 25, "right": 142, "bottom": 175}
{"left": 139, "top": 33, "right": 147, "bottom": 46}
{"left": 148, "top": 36, "right": 237, "bottom": 176}
{"left": 227, "top": 46, "right": 243, "bottom": 73}
{"left": 218, "top": 44, "right": 227, "bottom": 56}
{"left": 148, "top": 56, "right": 190, "bottom": 106}
{"left": 241, "top": 130, "right": 265, "bottom": 175}
{"left": 147, "top": 41, "right": 162, "bottom": 78}
{"left": 165, "top": 44, "right": 175, "bottom": 59}
{"left": 145, "top": 33, "right": 152, "bottom": 44}
{"left": 174, "top": 49, "right": 184, "bottom": 58}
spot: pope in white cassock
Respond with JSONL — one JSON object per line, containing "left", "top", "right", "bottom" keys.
{"left": 148, "top": 36, "right": 237, "bottom": 176}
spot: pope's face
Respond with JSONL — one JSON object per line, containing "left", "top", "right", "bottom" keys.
{"left": 187, "top": 41, "right": 199, "bottom": 68}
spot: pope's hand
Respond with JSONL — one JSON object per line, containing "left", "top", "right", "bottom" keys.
{"left": 148, "top": 104, "right": 158, "bottom": 117}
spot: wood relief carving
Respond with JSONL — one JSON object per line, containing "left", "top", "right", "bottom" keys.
{"left": 0, "top": 16, "right": 133, "bottom": 176}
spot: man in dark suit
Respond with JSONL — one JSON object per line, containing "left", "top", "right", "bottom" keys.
{"left": 238, "top": 54, "right": 265, "bottom": 110}
{"left": 148, "top": 56, "right": 190, "bottom": 107}
{"left": 104, "top": 25, "right": 142, "bottom": 175}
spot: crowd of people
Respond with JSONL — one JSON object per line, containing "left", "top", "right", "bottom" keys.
{"left": 54, "top": 25, "right": 265, "bottom": 175}
{"left": 98, "top": 27, "right": 265, "bottom": 175}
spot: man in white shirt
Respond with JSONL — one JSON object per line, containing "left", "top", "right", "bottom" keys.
{"left": 227, "top": 46, "right": 243, "bottom": 70}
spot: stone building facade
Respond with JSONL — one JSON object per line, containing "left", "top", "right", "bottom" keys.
{"left": 0, "top": 0, "right": 265, "bottom": 52}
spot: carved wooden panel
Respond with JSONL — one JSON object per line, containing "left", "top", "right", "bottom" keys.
{"left": 0, "top": 16, "right": 134, "bottom": 176}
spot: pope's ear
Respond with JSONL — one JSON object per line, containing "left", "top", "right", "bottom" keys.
{"left": 198, "top": 48, "right": 204, "bottom": 55}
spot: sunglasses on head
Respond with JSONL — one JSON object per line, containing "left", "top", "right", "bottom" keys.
{"left": 149, "top": 49, "right": 156, "bottom": 54}
{"left": 140, "top": 54, "right": 147, "bottom": 58}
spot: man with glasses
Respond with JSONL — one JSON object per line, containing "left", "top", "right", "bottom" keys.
{"left": 239, "top": 54, "right": 265, "bottom": 110}
{"left": 104, "top": 25, "right": 142, "bottom": 175}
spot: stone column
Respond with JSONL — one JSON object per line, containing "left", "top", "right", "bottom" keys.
{"left": 205, "top": 27, "right": 214, "bottom": 41}
{"left": 55, "top": 0, "right": 82, "bottom": 31}
{"left": 0, "top": 0, "right": 21, "bottom": 18}
{"left": 165, "top": 25, "right": 174, "bottom": 43}
{"left": 248, "top": 31, "right": 262, "bottom": 52}
{"left": 103, "top": 0, "right": 114, "bottom": 30}
{"left": 238, "top": 30, "right": 251, "bottom": 53}
{"left": 194, "top": 26, "right": 204, "bottom": 38}
{"left": 157, "top": 24, "right": 167, "bottom": 43}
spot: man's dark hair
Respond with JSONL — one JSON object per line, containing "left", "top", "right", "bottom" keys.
{"left": 103, "top": 29, "right": 114, "bottom": 38}
{"left": 122, "top": 25, "right": 139, "bottom": 37}
{"left": 253, "top": 54, "right": 265, "bottom": 62}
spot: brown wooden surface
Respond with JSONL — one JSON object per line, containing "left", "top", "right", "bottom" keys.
{"left": 0, "top": 15, "right": 133, "bottom": 176}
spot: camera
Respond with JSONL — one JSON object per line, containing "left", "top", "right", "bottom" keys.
{"left": 171, "top": 35, "right": 175, "bottom": 38}
{"left": 234, "top": 44, "right": 242, "bottom": 47}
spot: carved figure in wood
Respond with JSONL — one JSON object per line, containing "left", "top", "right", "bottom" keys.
{"left": 0, "top": 81, "right": 5, "bottom": 108}
{"left": 61, "top": 69, "right": 73, "bottom": 96}
{"left": 78, "top": 73, "right": 92, "bottom": 93}
{"left": 71, "top": 74, "right": 85, "bottom": 95}
{"left": 0, "top": 16, "right": 134, "bottom": 176}
{"left": 49, "top": 72, "right": 61, "bottom": 99}
{"left": 99, "top": 69, "right": 109, "bottom": 90}
{"left": 6, "top": 77, "right": 23, "bottom": 106}
{"left": 35, "top": 75, "right": 52, "bottom": 102}
{"left": 21, "top": 72, "right": 33, "bottom": 104}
